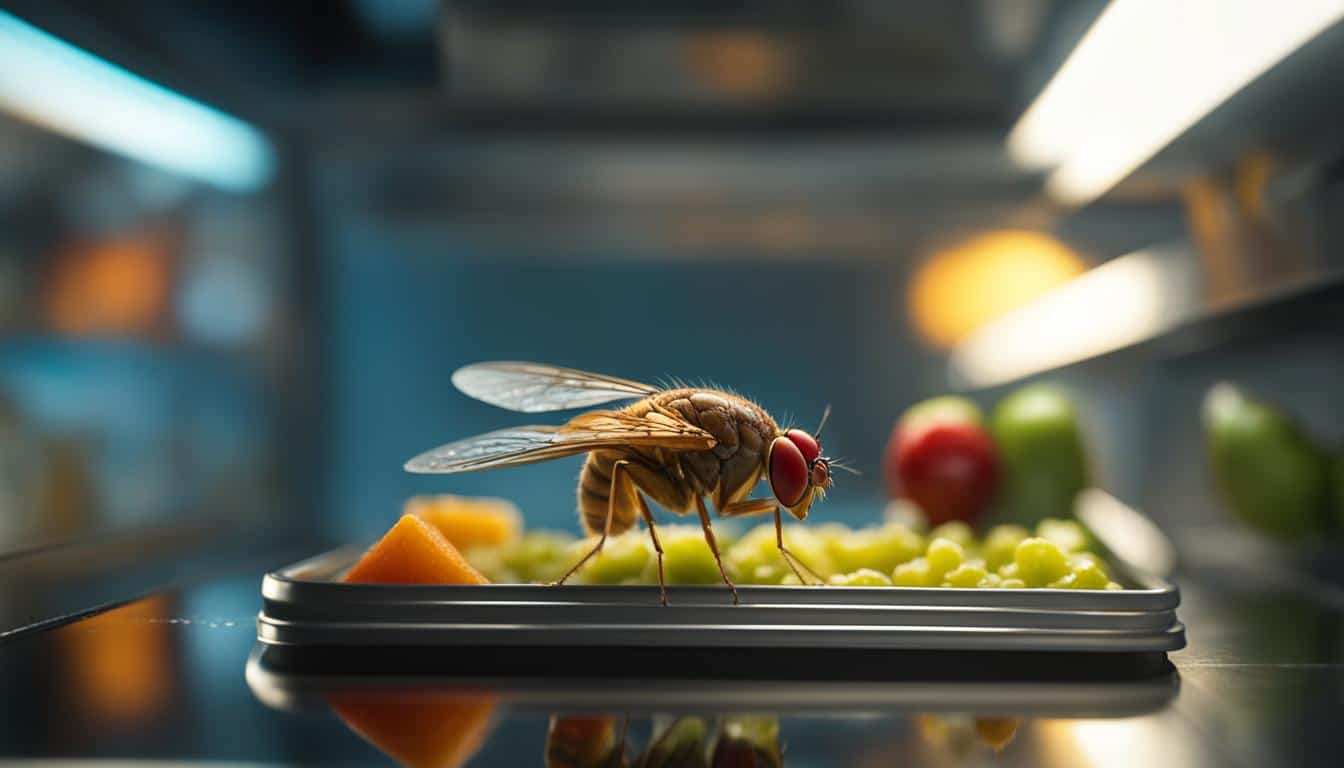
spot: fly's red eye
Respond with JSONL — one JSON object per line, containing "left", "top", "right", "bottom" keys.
{"left": 768, "top": 436, "right": 809, "bottom": 508}
{"left": 785, "top": 429, "right": 821, "bottom": 464}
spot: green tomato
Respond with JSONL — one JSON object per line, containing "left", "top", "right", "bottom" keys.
{"left": 1014, "top": 537, "right": 1070, "bottom": 587}
{"left": 944, "top": 563, "right": 988, "bottom": 588}
{"left": 893, "top": 558, "right": 933, "bottom": 587}
{"left": 990, "top": 384, "right": 1090, "bottom": 526}
{"left": 982, "top": 524, "right": 1030, "bottom": 571}
{"left": 829, "top": 568, "right": 894, "bottom": 587}
{"left": 1204, "top": 383, "right": 1330, "bottom": 539}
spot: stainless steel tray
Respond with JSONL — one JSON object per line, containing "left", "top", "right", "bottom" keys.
{"left": 246, "top": 646, "right": 1180, "bottom": 718}
{"left": 257, "top": 548, "right": 1185, "bottom": 655}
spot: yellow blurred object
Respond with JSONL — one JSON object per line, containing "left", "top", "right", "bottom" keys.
{"left": 44, "top": 230, "right": 172, "bottom": 337}
{"left": 682, "top": 31, "right": 789, "bottom": 98}
{"left": 974, "top": 717, "right": 1022, "bottom": 752}
{"left": 59, "top": 595, "right": 172, "bottom": 725}
{"left": 405, "top": 495, "right": 522, "bottom": 551}
{"left": 909, "top": 230, "right": 1085, "bottom": 348}
{"left": 328, "top": 690, "right": 498, "bottom": 768}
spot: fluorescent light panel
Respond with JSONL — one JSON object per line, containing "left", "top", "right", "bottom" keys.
{"left": 1008, "top": 0, "right": 1344, "bottom": 206}
{"left": 948, "top": 247, "right": 1194, "bottom": 388}
{"left": 0, "top": 11, "right": 274, "bottom": 191}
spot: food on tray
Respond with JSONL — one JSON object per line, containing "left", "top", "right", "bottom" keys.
{"left": 1012, "top": 537, "right": 1070, "bottom": 587}
{"left": 885, "top": 395, "right": 1000, "bottom": 526}
{"left": 461, "top": 518, "right": 1121, "bottom": 590}
{"left": 725, "top": 523, "right": 836, "bottom": 585}
{"left": 711, "top": 716, "right": 781, "bottom": 768}
{"left": 327, "top": 690, "right": 497, "bottom": 768}
{"left": 344, "top": 514, "right": 490, "bottom": 585}
{"left": 819, "top": 521, "right": 923, "bottom": 575}
{"left": 404, "top": 494, "right": 521, "bottom": 550}
{"left": 828, "top": 568, "right": 894, "bottom": 587}
{"left": 981, "top": 524, "right": 1028, "bottom": 571}
{"left": 1203, "top": 382, "right": 1332, "bottom": 539}
{"left": 990, "top": 384, "right": 1090, "bottom": 526}
{"left": 569, "top": 530, "right": 651, "bottom": 585}
{"left": 650, "top": 527, "right": 725, "bottom": 585}
{"left": 643, "top": 716, "right": 708, "bottom": 768}
{"left": 545, "top": 715, "right": 627, "bottom": 768}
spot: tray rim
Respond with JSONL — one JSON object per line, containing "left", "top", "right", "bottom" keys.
{"left": 257, "top": 547, "right": 1185, "bottom": 654}
{"left": 264, "top": 547, "right": 1182, "bottom": 612}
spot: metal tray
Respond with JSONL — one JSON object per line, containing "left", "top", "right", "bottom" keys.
{"left": 246, "top": 646, "right": 1180, "bottom": 718}
{"left": 257, "top": 548, "right": 1185, "bottom": 655}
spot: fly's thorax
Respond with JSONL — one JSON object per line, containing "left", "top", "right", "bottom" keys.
{"left": 645, "top": 388, "right": 777, "bottom": 502}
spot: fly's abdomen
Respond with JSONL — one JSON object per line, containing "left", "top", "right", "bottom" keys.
{"left": 577, "top": 449, "right": 639, "bottom": 536}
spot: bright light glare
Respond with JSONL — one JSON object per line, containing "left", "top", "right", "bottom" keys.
{"left": 0, "top": 11, "right": 274, "bottom": 191}
{"left": 949, "top": 247, "right": 1192, "bottom": 388}
{"left": 909, "top": 230, "right": 1085, "bottom": 349}
{"left": 1008, "top": 0, "right": 1344, "bottom": 205}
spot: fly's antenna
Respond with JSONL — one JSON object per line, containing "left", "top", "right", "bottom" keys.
{"left": 828, "top": 458, "right": 862, "bottom": 476}
{"left": 814, "top": 404, "right": 832, "bottom": 438}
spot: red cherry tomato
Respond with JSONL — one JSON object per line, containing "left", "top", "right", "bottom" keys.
{"left": 885, "top": 421, "right": 999, "bottom": 526}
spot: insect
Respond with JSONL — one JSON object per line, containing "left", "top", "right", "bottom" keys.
{"left": 405, "top": 362, "right": 842, "bottom": 604}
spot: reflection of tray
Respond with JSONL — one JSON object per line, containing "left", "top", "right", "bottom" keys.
{"left": 246, "top": 646, "right": 1180, "bottom": 718}
{"left": 258, "top": 548, "right": 1184, "bottom": 656}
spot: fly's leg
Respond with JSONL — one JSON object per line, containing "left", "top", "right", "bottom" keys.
{"left": 695, "top": 496, "right": 739, "bottom": 605}
{"left": 552, "top": 460, "right": 630, "bottom": 586}
{"left": 618, "top": 460, "right": 694, "bottom": 605}
{"left": 775, "top": 507, "right": 825, "bottom": 586}
{"left": 635, "top": 492, "right": 667, "bottom": 606}
{"left": 718, "top": 498, "right": 778, "bottom": 518}
{"left": 720, "top": 498, "right": 823, "bottom": 585}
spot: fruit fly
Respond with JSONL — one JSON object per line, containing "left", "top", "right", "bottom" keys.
{"left": 405, "top": 362, "right": 839, "bottom": 604}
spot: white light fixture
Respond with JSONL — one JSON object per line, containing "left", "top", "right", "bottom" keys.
{"left": 0, "top": 11, "right": 274, "bottom": 191}
{"left": 948, "top": 246, "right": 1195, "bottom": 388}
{"left": 1008, "top": 0, "right": 1344, "bottom": 206}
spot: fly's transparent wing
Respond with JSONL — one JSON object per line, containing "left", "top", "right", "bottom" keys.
{"left": 451, "top": 361, "right": 660, "bottom": 413}
{"left": 405, "top": 410, "right": 715, "bottom": 473}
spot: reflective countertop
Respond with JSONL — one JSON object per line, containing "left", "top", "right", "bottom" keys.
{"left": 0, "top": 548, "right": 1341, "bottom": 767}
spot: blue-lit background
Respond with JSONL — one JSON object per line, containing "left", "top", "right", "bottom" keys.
{"left": 323, "top": 222, "right": 921, "bottom": 539}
